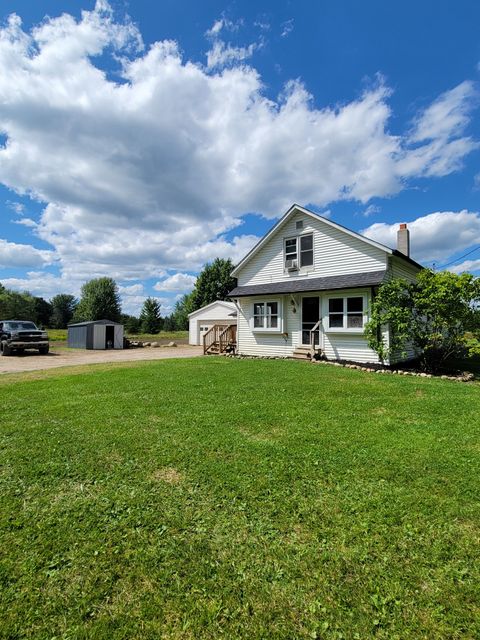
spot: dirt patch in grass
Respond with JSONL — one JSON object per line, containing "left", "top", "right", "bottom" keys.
{"left": 151, "top": 467, "right": 184, "bottom": 485}
{"left": 237, "top": 425, "right": 286, "bottom": 443}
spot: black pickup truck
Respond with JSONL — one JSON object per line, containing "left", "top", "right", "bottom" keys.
{"left": 0, "top": 320, "right": 49, "bottom": 356}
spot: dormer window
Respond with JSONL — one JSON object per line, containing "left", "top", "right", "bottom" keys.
{"left": 284, "top": 234, "right": 313, "bottom": 270}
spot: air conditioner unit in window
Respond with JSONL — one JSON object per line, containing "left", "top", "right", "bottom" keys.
{"left": 286, "top": 259, "right": 298, "bottom": 271}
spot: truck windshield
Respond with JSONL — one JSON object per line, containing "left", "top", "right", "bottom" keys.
{"left": 5, "top": 322, "right": 38, "bottom": 331}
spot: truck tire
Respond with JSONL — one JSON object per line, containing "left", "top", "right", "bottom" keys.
{"left": 39, "top": 346, "right": 49, "bottom": 355}
{"left": 1, "top": 341, "right": 11, "bottom": 356}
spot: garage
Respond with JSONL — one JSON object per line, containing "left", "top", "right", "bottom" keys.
{"left": 68, "top": 319, "right": 124, "bottom": 350}
{"left": 188, "top": 301, "right": 237, "bottom": 346}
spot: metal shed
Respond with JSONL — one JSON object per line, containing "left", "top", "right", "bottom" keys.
{"left": 68, "top": 319, "right": 124, "bottom": 350}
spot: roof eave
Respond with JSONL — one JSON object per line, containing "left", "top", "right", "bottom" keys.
{"left": 391, "top": 250, "right": 424, "bottom": 270}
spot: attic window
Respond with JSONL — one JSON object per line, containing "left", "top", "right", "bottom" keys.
{"left": 295, "top": 220, "right": 303, "bottom": 230}
{"left": 284, "top": 233, "right": 314, "bottom": 269}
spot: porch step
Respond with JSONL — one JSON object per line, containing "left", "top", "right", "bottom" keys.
{"left": 207, "top": 347, "right": 220, "bottom": 353}
{"left": 292, "top": 347, "right": 313, "bottom": 360}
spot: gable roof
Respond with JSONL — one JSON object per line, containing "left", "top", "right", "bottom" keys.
{"left": 187, "top": 300, "right": 237, "bottom": 319}
{"left": 231, "top": 204, "right": 422, "bottom": 276}
{"left": 68, "top": 319, "right": 123, "bottom": 327}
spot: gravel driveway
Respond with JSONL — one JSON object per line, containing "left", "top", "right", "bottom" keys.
{"left": 0, "top": 346, "right": 204, "bottom": 375}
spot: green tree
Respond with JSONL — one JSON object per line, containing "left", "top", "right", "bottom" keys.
{"left": 121, "top": 314, "right": 141, "bottom": 334}
{"left": 168, "top": 293, "right": 194, "bottom": 330}
{"left": 139, "top": 298, "right": 162, "bottom": 334}
{"left": 365, "top": 269, "right": 480, "bottom": 371}
{"left": 0, "top": 284, "right": 36, "bottom": 320}
{"left": 189, "top": 258, "right": 236, "bottom": 311}
{"left": 33, "top": 296, "right": 53, "bottom": 328}
{"left": 73, "top": 277, "right": 121, "bottom": 323}
{"left": 50, "top": 294, "right": 78, "bottom": 328}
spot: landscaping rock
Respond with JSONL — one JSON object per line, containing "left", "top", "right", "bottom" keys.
{"left": 167, "top": 341, "right": 177, "bottom": 347}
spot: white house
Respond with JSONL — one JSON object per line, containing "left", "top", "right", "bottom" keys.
{"left": 228, "top": 204, "right": 422, "bottom": 364}
{"left": 188, "top": 300, "right": 237, "bottom": 345}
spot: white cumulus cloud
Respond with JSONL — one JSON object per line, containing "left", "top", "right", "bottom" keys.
{"left": 0, "top": 239, "right": 55, "bottom": 268}
{"left": 362, "top": 210, "right": 480, "bottom": 264}
{"left": 154, "top": 273, "right": 197, "bottom": 292}
{"left": 0, "top": 2, "right": 478, "bottom": 298}
{"left": 449, "top": 258, "right": 480, "bottom": 274}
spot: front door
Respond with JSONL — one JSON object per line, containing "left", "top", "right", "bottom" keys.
{"left": 301, "top": 296, "right": 320, "bottom": 345}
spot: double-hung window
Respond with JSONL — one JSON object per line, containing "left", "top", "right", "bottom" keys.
{"left": 328, "top": 296, "right": 364, "bottom": 330}
{"left": 253, "top": 301, "right": 279, "bottom": 330}
{"left": 300, "top": 234, "right": 313, "bottom": 266}
{"left": 284, "top": 234, "right": 313, "bottom": 269}
{"left": 285, "top": 238, "right": 297, "bottom": 267}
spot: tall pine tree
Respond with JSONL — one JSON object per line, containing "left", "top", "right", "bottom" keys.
{"left": 139, "top": 297, "right": 162, "bottom": 333}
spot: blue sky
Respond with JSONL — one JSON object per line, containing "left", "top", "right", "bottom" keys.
{"left": 0, "top": 0, "right": 479, "bottom": 314}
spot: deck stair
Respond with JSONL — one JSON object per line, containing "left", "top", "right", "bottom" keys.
{"left": 204, "top": 324, "right": 237, "bottom": 355}
{"left": 292, "top": 346, "right": 314, "bottom": 360}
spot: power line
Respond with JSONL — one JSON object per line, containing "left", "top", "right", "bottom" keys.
{"left": 439, "top": 245, "right": 480, "bottom": 269}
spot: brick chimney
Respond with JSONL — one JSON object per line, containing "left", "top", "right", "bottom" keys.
{"left": 397, "top": 223, "right": 410, "bottom": 257}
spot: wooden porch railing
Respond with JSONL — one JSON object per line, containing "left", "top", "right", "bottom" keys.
{"left": 203, "top": 324, "right": 237, "bottom": 355}
{"left": 219, "top": 324, "right": 237, "bottom": 354}
{"left": 310, "top": 320, "right": 322, "bottom": 353}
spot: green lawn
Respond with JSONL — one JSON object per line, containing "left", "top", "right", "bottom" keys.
{"left": 47, "top": 329, "right": 188, "bottom": 345}
{"left": 1, "top": 359, "right": 479, "bottom": 639}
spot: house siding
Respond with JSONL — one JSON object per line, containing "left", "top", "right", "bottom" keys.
{"left": 390, "top": 255, "right": 421, "bottom": 282}
{"left": 237, "top": 211, "right": 387, "bottom": 286}
{"left": 237, "top": 295, "right": 296, "bottom": 357}
{"left": 237, "top": 288, "right": 384, "bottom": 364}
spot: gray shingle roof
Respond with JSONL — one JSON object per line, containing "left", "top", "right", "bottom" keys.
{"left": 229, "top": 270, "right": 386, "bottom": 297}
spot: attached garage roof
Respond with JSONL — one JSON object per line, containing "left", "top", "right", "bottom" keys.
{"left": 228, "top": 270, "right": 386, "bottom": 297}
{"left": 187, "top": 300, "right": 237, "bottom": 318}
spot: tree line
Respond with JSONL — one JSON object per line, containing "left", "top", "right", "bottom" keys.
{"left": 0, "top": 258, "right": 237, "bottom": 333}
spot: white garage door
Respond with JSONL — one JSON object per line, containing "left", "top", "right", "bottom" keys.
{"left": 198, "top": 322, "right": 214, "bottom": 345}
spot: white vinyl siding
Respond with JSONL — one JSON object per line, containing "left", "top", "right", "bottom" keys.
{"left": 389, "top": 255, "right": 421, "bottom": 283}
{"left": 237, "top": 211, "right": 387, "bottom": 286}
{"left": 323, "top": 334, "right": 381, "bottom": 364}
{"left": 237, "top": 296, "right": 297, "bottom": 357}
{"left": 236, "top": 288, "right": 386, "bottom": 363}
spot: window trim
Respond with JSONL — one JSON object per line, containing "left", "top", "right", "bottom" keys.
{"left": 251, "top": 299, "right": 283, "bottom": 333}
{"left": 325, "top": 294, "right": 367, "bottom": 333}
{"left": 284, "top": 233, "right": 314, "bottom": 271}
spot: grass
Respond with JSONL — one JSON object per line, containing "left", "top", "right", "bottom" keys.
{"left": 126, "top": 330, "right": 188, "bottom": 342}
{"left": 47, "top": 329, "right": 188, "bottom": 345}
{"left": 1, "top": 358, "right": 479, "bottom": 639}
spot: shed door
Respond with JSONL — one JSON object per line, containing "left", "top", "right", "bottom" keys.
{"left": 114, "top": 325, "right": 123, "bottom": 349}
{"left": 93, "top": 324, "right": 106, "bottom": 349}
